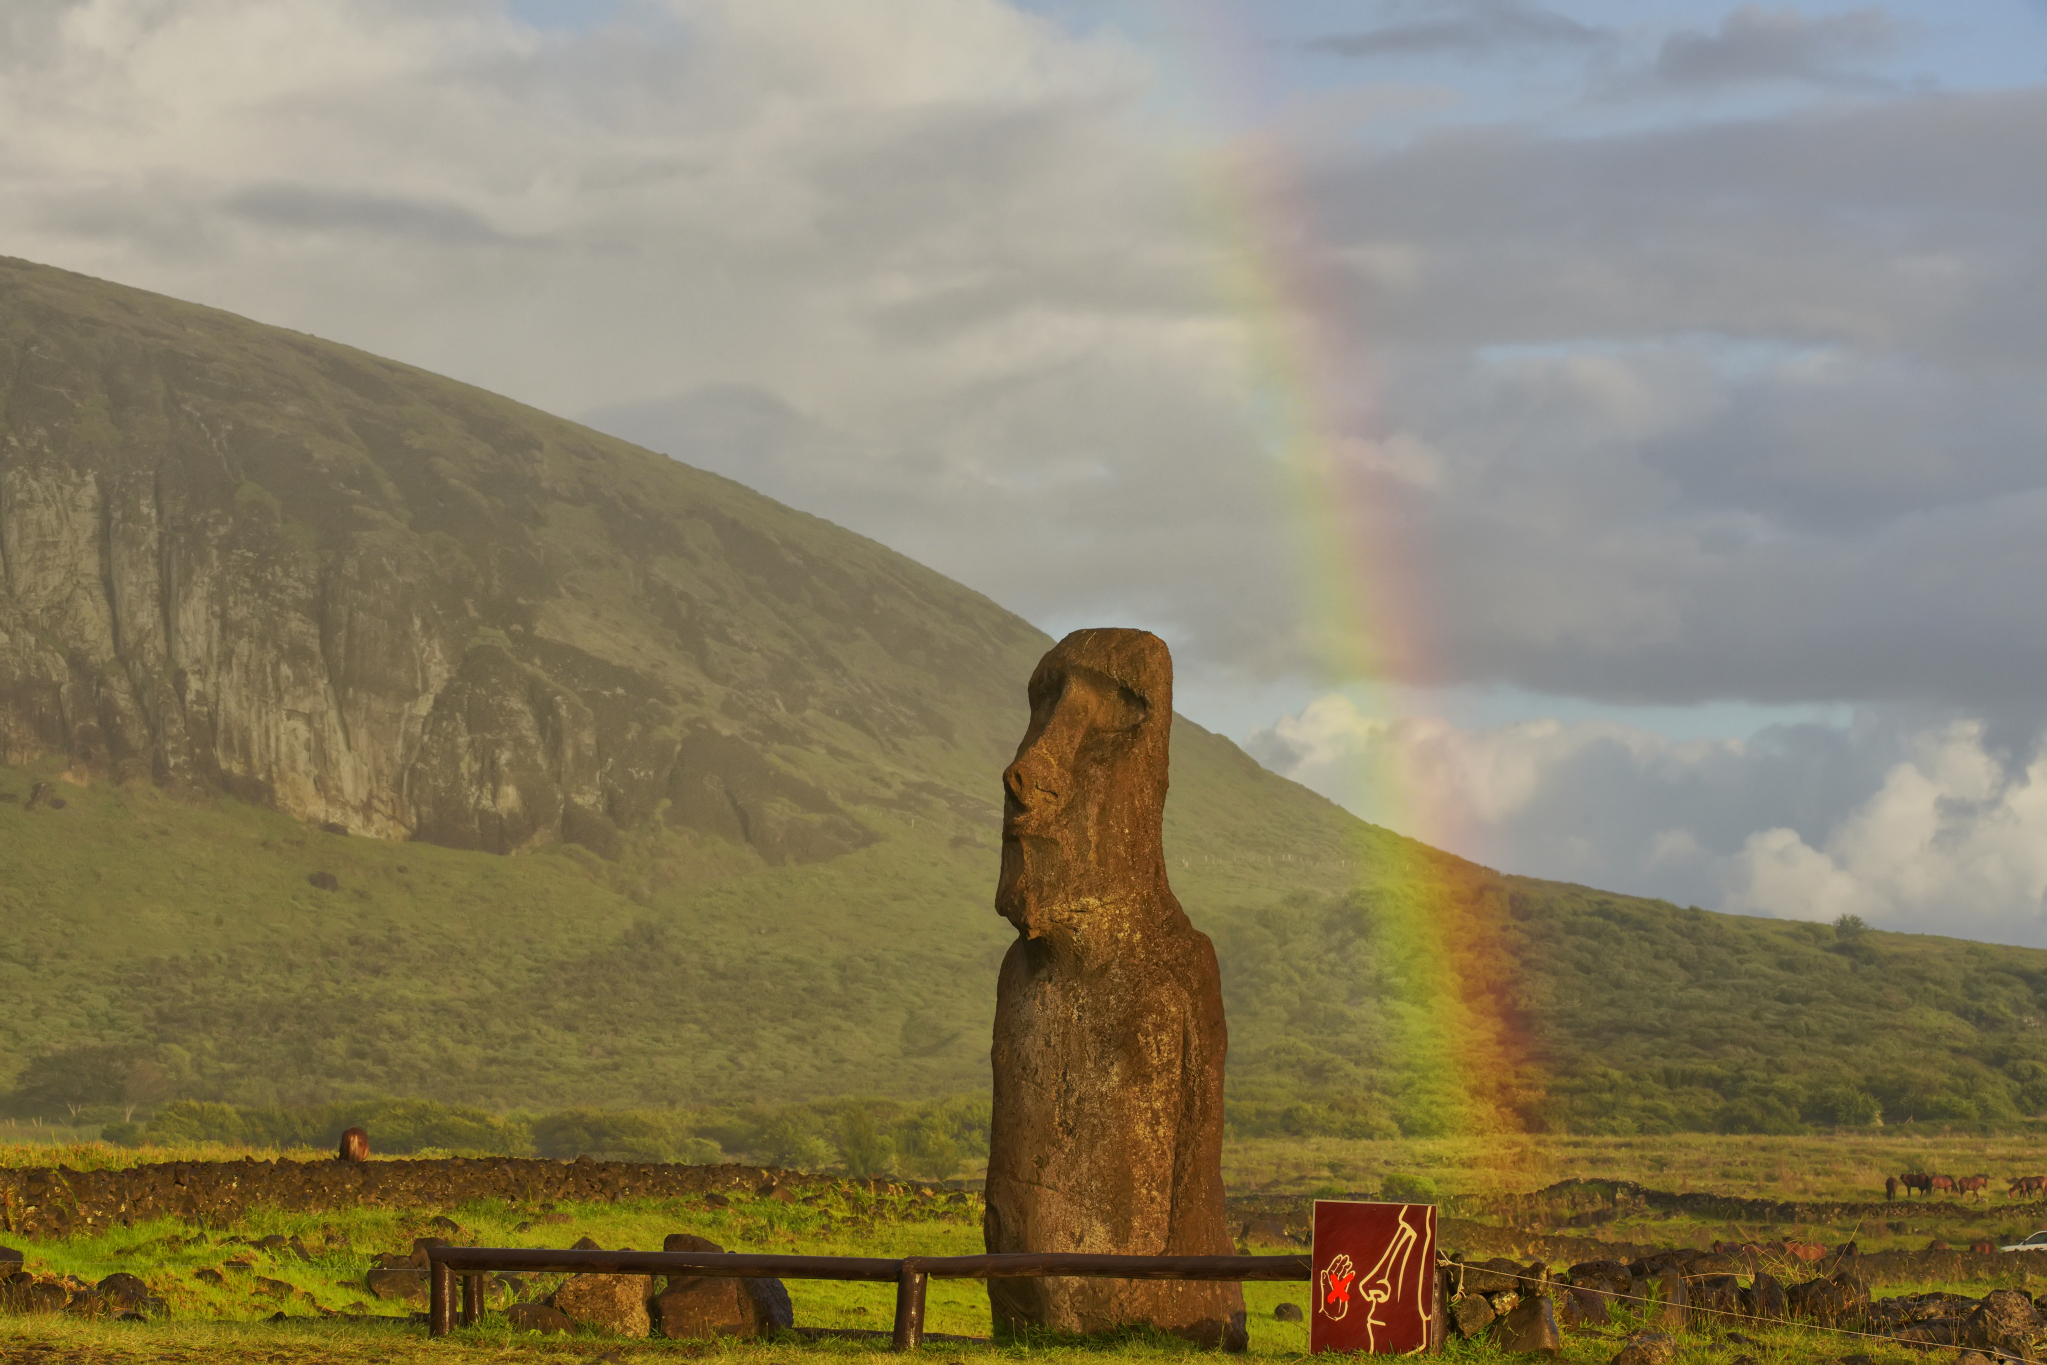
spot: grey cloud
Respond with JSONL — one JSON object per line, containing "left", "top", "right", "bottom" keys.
{"left": 1654, "top": 5, "right": 1903, "bottom": 91}
{"left": 225, "top": 184, "right": 516, "bottom": 245}
{"left": 1305, "top": 0, "right": 1609, "bottom": 60}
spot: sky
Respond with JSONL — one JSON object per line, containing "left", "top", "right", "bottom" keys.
{"left": 3, "top": 0, "right": 2046, "bottom": 942}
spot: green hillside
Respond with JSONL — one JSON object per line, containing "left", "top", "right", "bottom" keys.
{"left": 4, "top": 255, "right": 2046, "bottom": 1141}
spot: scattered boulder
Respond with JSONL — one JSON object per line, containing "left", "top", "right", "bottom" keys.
{"left": 95, "top": 1273, "right": 165, "bottom": 1318}
{"left": 505, "top": 1301, "right": 573, "bottom": 1334}
{"left": 1239, "top": 1218, "right": 1298, "bottom": 1248}
{"left": 365, "top": 1269, "right": 428, "bottom": 1307}
{"left": 0, "top": 1248, "right": 20, "bottom": 1272}
{"left": 1273, "top": 1302, "right": 1303, "bottom": 1322}
{"left": 1607, "top": 1331, "right": 1677, "bottom": 1365}
{"left": 652, "top": 1233, "right": 789, "bottom": 1339}
{"left": 1688, "top": 1273, "right": 1741, "bottom": 1329}
{"left": 1492, "top": 1296, "right": 1561, "bottom": 1357}
{"left": 307, "top": 871, "right": 339, "bottom": 891}
{"left": 1961, "top": 1288, "right": 2043, "bottom": 1357}
{"left": 1747, "top": 1271, "right": 1787, "bottom": 1322}
{"left": 1451, "top": 1294, "right": 1496, "bottom": 1338}
{"left": 1638, "top": 1270, "right": 1688, "bottom": 1331}
{"left": 553, "top": 1272, "right": 653, "bottom": 1337}
{"left": 571, "top": 1236, "right": 603, "bottom": 1251}
{"left": 193, "top": 1269, "right": 225, "bottom": 1286}
{"left": 428, "top": 1215, "right": 462, "bottom": 1236}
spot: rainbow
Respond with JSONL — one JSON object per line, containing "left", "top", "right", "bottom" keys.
{"left": 1163, "top": 8, "right": 1542, "bottom": 1141}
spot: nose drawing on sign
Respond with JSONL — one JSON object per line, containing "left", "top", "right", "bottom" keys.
{"left": 1319, "top": 1210, "right": 1424, "bottom": 1352}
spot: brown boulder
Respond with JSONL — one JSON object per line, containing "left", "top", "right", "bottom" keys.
{"left": 1492, "top": 1296, "right": 1561, "bottom": 1357}
{"left": 553, "top": 1272, "right": 653, "bottom": 1337}
{"left": 1962, "top": 1288, "right": 2042, "bottom": 1356}
{"left": 1607, "top": 1331, "right": 1677, "bottom": 1365}
{"left": 983, "top": 631, "right": 1245, "bottom": 1352}
{"left": 505, "top": 1301, "right": 573, "bottom": 1334}
{"left": 652, "top": 1233, "right": 789, "bottom": 1339}
{"left": 365, "top": 1268, "right": 427, "bottom": 1306}
{"left": 1746, "top": 1271, "right": 1787, "bottom": 1321}
{"left": 1451, "top": 1294, "right": 1496, "bottom": 1338}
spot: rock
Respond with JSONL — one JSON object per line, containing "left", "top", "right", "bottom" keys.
{"left": 253, "top": 1234, "right": 289, "bottom": 1251}
{"left": 1464, "top": 1257, "right": 1532, "bottom": 1295}
{"left": 0, "top": 1248, "right": 20, "bottom": 1271}
{"left": 1608, "top": 1331, "right": 1677, "bottom": 1365}
{"left": 1451, "top": 1294, "right": 1497, "bottom": 1338}
{"left": 1787, "top": 1273, "right": 1867, "bottom": 1325}
{"left": 1688, "top": 1273, "right": 1741, "bottom": 1328}
{"left": 1928, "top": 1240, "right": 1952, "bottom": 1251}
{"left": 95, "top": 1273, "right": 162, "bottom": 1316}
{"left": 1492, "top": 1296, "right": 1561, "bottom": 1357}
{"left": 1273, "top": 1302, "right": 1303, "bottom": 1322}
{"left": 428, "top": 1215, "right": 462, "bottom": 1235}
{"left": 365, "top": 1269, "right": 428, "bottom": 1306}
{"left": 1239, "top": 1218, "right": 1297, "bottom": 1248}
{"left": 571, "top": 1236, "right": 603, "bottom": 1251}
{"left": 15, "top": 1280, "right": 68, "bottom": 1314}
{"left": 1962, "top": 1288, "right": 2042, "bottom": 1355}
{"left": 984, "top": 631, "right": 1244, "bottom": 1353}
{"left": 1566, "top": 1260, "right": 1630, "bottom": 1295}
{"left": 307, "top": 871, "right": 339, "bottom": 891}
{"left": 64, "top": 1290, "right": 110, "bottom": 1318}
{"left": 505, "top": 1302, "right": 573, "bottom": 1334}
{"left": 1563, "top": 1286, "right": 1611, "bottom": 1327}
{"left": 653, "top": 1233, "right": 788, "bottom": 1339}
{"left": 338, "top": 1128, "right": 369, "bottom": 1162}
{"left": 193, "top": 1269, "right": 224, "bottom": 1286}
{"left": 1638, "top": 1270, "right": 1687, "bottom": 1331}
{"left": 553, "top": 1273, "right": 653, "bottom": 1337}
{"left": 320, "top": 821, "right": 349, "bottom": 835}
{"left": 702, "top": 1193, "right": 731, "bottom": 1209}
{"left": 252, "top": 1277, "right": 296, "bottom": 1299}
{"left": 1748, "top": 1271, "right": 1787, "bottom": 1321}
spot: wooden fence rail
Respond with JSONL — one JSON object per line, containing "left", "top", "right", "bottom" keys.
{"left": 425, "top": 1246, "right": 1315, "bottom": 1350}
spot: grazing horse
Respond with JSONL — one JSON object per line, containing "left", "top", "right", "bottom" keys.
{"left": 1929, "top": 1174, "right": 1957, "bottom": 1196}
{"left": 1885, "top": 1175, "right": 1898, "bottom": 1201}
{"left": 1956, "top": 1174, "right": 1989, "bottom": 1201}
{"left": 2009, "top": 1175, "right": 2046, "bottom": 1199}
{"left": 1901, "top": 1172, "right": 1934, "bottom": 1196}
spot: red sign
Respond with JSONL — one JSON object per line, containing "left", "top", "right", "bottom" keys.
{"left": 1309, "top": 1200, "right": 1437, "bottom": 1355}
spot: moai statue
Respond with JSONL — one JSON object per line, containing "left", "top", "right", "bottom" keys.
{"left": 984, "top": 628, "right": 1246, "bottom": 1351}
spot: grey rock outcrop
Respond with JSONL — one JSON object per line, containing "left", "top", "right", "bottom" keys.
{"left": 0, "top": 256, "right": 1050, "bottom": 857}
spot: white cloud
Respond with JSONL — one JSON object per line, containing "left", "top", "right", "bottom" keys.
{"left": 1726, "top": 722, "right": 2047, "bottom": 941}
{"left": 1249, "top": 697, "right": 2047, "bottom": 946}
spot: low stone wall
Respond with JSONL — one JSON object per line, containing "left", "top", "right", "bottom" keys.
{"left": 0, "top": 1158, "right": 813, "bottom": 1240}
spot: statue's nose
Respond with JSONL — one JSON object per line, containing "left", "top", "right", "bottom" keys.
{"left": 1003, "top": 754, "right": 1059, "bottom": 812}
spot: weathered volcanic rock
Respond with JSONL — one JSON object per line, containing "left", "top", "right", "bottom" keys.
{"left": 506, "top": 1301, "right": 572, "bottom": 1334}
{"left": 365, "top": 1269, "right": 428, "bottom": 1306}
{"left": 553, "top": 1272, "right": 653, "bottom": 1337}
{"left": 984, "top": 630, "right": 1245, "bottom": 1351}
{"left": 1492, "top": 1296, "right": 1561, "bottom": 1357}
{"left": 652, "top": 1232, "right": 790, "bottom": 1339}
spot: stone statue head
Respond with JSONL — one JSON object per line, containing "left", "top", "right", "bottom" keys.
{"left": 996, "top": 628, "right": 1173, "bottom": 943}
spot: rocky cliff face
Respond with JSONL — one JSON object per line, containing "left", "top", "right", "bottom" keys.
{"left": 0, "top": 257, "right": 1043, "bottom": 859}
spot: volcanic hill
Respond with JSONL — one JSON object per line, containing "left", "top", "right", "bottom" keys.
{"left": 4, "top": 255, "right": 2046, "bottom": 1141}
